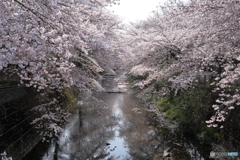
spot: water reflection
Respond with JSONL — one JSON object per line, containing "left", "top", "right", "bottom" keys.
{"left": 25, "top": 73, "right": 211, "bottom": 160}
{"left": 40, "top": 91, "right": 166, "bottom": 160}
{"left": 42, "top": 99, "right": 116, "bottom": 160}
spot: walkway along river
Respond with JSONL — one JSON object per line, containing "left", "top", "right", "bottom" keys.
{"left": 24, "top": 73, "right": 212, "bottom": 160}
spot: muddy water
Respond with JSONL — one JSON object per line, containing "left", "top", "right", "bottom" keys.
{"left": 24, "top": 73, "right": 212, "bottom": 160}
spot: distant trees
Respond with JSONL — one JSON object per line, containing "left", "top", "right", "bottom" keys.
{"left": 126, "top": 0, "right": 240, "bottom": 129}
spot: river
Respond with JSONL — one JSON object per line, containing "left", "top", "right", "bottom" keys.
{"left": 24, "top": 73, "right": 212, "bottom": 160}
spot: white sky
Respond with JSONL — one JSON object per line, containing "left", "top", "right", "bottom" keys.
{"left": 108, "top": 0, "right": 166, "bottom": 23}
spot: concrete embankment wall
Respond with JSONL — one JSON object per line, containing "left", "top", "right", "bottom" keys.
{"left": 0, "top": 86, "right": 78, "bottom": 160}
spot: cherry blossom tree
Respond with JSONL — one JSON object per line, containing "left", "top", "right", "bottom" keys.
{"left": 0, "top": 0, "right": 123, "bottom": 145}
{"left": 0, "top": 0, "right": 122, "bottom": 94}
{"left": 126, "top": 0, "right": 240, "bottom": 128}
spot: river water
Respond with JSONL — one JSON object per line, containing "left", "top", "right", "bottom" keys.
{"left": 24, "top": 73, "right": 212, "bottom": 160}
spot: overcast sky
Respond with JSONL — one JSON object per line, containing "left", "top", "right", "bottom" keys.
{"left": 108, "top": 0, "right": 165, "bottom": 23}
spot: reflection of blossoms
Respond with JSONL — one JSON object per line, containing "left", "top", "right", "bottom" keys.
{"left": 131, "top": 108, "right": 142, "bottom": 114}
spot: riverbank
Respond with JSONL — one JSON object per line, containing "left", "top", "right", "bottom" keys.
{"left": 127, "top": 73, "right": 239, "bottom": 158}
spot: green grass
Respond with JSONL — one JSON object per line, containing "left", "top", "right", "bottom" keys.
{"left": 153, "top": 86, "right": 223, "bottom": 144}
{"left": 128, "top": 74, "right": 149, "bottom": 83}
{"left": 156, "top": 96, "right": 171, "bottom": 111}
